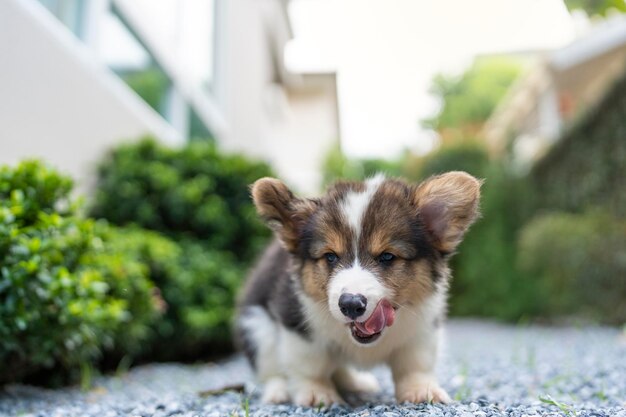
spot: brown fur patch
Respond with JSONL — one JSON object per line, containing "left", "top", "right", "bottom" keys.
{"left": 387, "top": 259, "right": 439, "bottom": 306}
{"left": 300, "top": 260, "right": 329, "bottom": 302}
{"left": 361, "top": 179, "right": 423, "bottom": 260}
{"left": 307, "top": 204, "right": 353, "bottom": 259}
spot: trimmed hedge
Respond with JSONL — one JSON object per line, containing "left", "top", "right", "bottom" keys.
{"left": 518, "top": 211, "right": 626, "bottom": 324}
{"left": 153, "top": 240, "right": 243, "bottom": 359}
{"left": 102, "top": 229, "right": 244, "bottom": 360}
{"left": 0, "top": 154, "right": 261, "bottom": 384}
{"left": 0, "top": 161, "right": 161, "bottom": 385}
{"left": 90, "top": 138, "right": 272, "bottom": 262}
{"left": 90, "top": 138, "right": 273, "bottom": 359}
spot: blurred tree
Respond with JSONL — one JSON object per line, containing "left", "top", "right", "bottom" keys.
{"left": 322, "top": 141, "right": 405, "bottom": 185}
{"left": 563, "top": 0, "right": 626, "bottom": 16}
{"left": 422, "top": 57, "right": 523, "bottom": 144}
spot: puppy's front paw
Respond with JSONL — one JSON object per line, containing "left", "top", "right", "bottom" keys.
{"left": 396, "top": 381, "right": 451, "bottom": 404}
{"left": 333, "top": 367, "right": 381, "bottom": 394}
{"left": 261, "top": 377, "right": 290, "bottom": 404}
{"left": 348, "top": 371, "right": 381, "bottom": 394}
{"left": 293, "top": 380, "right": 345, "bottom": 407}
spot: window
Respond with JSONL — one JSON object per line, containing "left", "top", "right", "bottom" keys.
{"left": 37, "top": 0, "right": 85, "bottom": 37}
{"left": 37, "top": 0, "right": 217, "bottom": 140}
{"left": 114, "top": 0, "right": 216, "bottom": 92}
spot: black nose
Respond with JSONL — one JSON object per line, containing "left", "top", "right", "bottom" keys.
{"left": 338, "top": 293, "right": 367, "bottom": 320}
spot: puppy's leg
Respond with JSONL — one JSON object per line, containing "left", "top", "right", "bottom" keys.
{"left": 279, "top": 330, "right": 344, "bottom": 407}
{"left": 237, "top": 306, "right": 290, "bottom": 403}
{"left": 261, "top": 376, "right": 289, "bottom": 404}
{"left": 332, "top": 366, "right": 381, "bottom": 394}
{"left": 389, "top": 329, "right": 451, "bottom": 404}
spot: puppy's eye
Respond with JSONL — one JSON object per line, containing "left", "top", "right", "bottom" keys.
{"left": 324, "top": 252, "right": 339, "bottom": 264}
{"left": 378, "top": 252, "right": 395, "bottom": 264}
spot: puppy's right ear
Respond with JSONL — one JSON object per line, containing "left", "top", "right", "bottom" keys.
{"left": 251, "top": 178, "right": 317, "bottom": 252}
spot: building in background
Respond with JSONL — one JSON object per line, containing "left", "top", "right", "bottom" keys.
{"left": 0, "top": 0, "right": 339, "bottom": 194}
{"left": 217, "top": 0, "right": 339, "bottom": 194}
{"left": 483, "top": 15, "right": 626, "bottom": 170}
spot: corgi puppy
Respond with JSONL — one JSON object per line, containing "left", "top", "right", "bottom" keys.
{"left": 235, "top": 172, "right": 481, "bottom": 406}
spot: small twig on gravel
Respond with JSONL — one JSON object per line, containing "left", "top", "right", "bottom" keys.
{"left": 198, "top": 383, "right": 246, "bottom": 397}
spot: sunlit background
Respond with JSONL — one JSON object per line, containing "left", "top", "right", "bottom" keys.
{"left": 5, "top": 0, "right": 622, "bottom": 193}
{"left": 1, "top": 0, "right": 625, "bottom": 387}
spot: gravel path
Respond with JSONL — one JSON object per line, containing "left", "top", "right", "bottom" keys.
{"left": 1, "top": 320, "right": 625, "bottom": 417}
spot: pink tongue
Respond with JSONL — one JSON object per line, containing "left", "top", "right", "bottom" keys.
{"left": 354, "top": 299, "right": 395, "bottom": 335}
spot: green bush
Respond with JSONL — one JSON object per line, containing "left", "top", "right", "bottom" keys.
{"left": 0, "top": 151, "right": 268, "bottom": 384}
{"left": 91, "top": 138, "right": 272, "bottom": 262}
{"left": 518, "top": 211, "right": 626, "bottom": 324}
{"left": 0, "top": 161, "right": 160, "bottom": 385}
{"left": 421, "top": 56, "right": 523, "bottom": 132}
{"left": 155, "top": 241, "right": 243, "bottom": 359}
{"left": 91, "top": 138, "right": 273, "bottom": 358}
{"left": 98, "top": 228, "right": 243, "bottom": 360}
{"left": 88, "top": 225, "right": 173, "bottom": 357}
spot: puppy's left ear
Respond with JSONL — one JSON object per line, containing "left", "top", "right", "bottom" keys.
{"left": 413, "top": 171, "right": 482, "bottom": 254}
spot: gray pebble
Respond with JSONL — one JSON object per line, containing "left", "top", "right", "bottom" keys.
{"left": 0, "top": 320, "right": 624, "bottom": 417}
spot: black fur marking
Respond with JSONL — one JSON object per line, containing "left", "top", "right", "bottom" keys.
{"left": 237, "top": 240, "right": 311, "bottom": 341}
{"left": 298, "top": 214, "right": 319, "bottom": 261}
{"left": 429, "top": 256, "right": 445, "bottom": 283}
{"left": 234, "top": 313, "right": 257, "bottom": 369}
{"left": 407, "top": 217, "right": 439, "bottom": 263}
{"left": 268, "top": 273, "right": 311, "bottom": 337}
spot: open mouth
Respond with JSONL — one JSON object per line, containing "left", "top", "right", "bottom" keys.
{"left": 347, "top": 299, "right": 396, "bottom": 344}
{"left": 350, "top": 323, "right": 383, "bottom": 344}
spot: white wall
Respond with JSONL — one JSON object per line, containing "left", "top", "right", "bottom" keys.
{"left": 0, "top": 0, "right": 181, "bottom": 192}
{"left": 0, "top": 0, "right": 340, "bottom": 195}
{"left": 216, "top": 0, "right": 281, "bottom": 155}
{"left": 270, "top": 76, "right": 339, "bottom": 194}
{"left": 216, "top": 0, "right": 339, "bottom": 194}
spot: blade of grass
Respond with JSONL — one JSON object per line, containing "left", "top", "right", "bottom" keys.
{"left": 539, "top": 394, "right": 577, "bottom": 417}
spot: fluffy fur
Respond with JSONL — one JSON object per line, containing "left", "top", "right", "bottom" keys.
{"left": 235, "top": 172, "right": 481, "bottom": 406}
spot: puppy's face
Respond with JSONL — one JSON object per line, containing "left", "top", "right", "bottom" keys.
{"left": 252, "top": 173, "right": 480, "bottom": 346}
